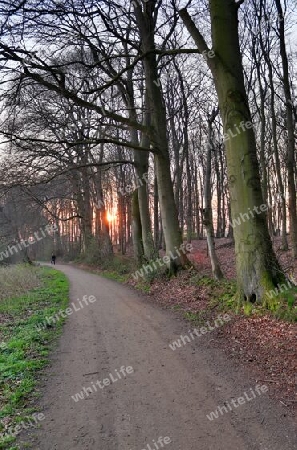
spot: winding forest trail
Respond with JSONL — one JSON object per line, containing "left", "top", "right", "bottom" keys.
{"left": 19, "top": 264, "right": 297, "bottom": 450}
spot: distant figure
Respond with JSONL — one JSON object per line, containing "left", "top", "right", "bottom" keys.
{"left": 51, "top": 253, "right": 56, "bottom": 265}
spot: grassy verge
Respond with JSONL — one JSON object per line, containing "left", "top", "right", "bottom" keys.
{"left": 76, "top": 254, "right": 135, "bottom": 284}
{"left": 0, "top": 266, "right": 69, "bottom": 450}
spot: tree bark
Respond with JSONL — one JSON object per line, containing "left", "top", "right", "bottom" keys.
{"left": 180, "top": 2, "right": 284, "bottom": 302}
{"left": 136, "top": 106, "right": 156, "bottom": 261}
{"left": 274, "top": 0, "right": 297, "bottom": 258}
{"left": 134, "top": 1, "right": 188, "bottom": 271}
{"left": 153, "top": 171, "right": 159, "bottom": 249}
{"left": 258, "top": 24, "right": 288, "bottom": 249}
{"left": 131, "top": 189, "right": 144, "bottom": 263}
{"left": 203, "top": 108, "right": 224, "bottom": 280}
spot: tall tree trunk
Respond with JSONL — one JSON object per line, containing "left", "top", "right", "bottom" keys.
{"left": 227, "top": 200, "right": 234, "bottom": 241}
{"left": 125, "top": 58, "right": 155, "bottom": 261}
{"left": 274, "top": 0, "right": 297, "bottom": 258}
{"left": 136, "top": 106, "right": 156, "bottom": 260}
{"left": 131, "top": 189, "right": 144, "bottom": 263}
{"left": 214, "top": 145, "right": 222, "bottom": 237}
{"left": 180, "top": 2, "right": 284, "bottom": 302}
{"left": 176, "top": 62, "right": 192, "bottom": 243}
{"left": 134, "top": 1, "right": 188, "bottom": 271}
{"left": 258, "top": 28, "right": 288, "bottom": 249}
{"left": 185, "top": 144, "right": 192, "bottom": 243}
{"left": 153, "top": 171, "right": 159, "bottom": 249}
{"left": 203, "top": 108, "right": 224, "bottom": 280}
{"left": 72, "top": 167, "right": 92, "bottom": 253}
{"left": 135, "top": 150, "right": 155, "bottom": 260}
{"left": 130, "top": 121, "right": 155, "bottom": 261}
{"left": 193, "top": 161, "right": 201, "bottom": 238}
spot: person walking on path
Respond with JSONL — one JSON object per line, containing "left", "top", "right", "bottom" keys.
{"left": 51, "top": 253, "right": 56, "bottom": 265}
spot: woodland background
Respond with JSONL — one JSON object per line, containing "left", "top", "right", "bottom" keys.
{"left": 0, "top": 0, "right": 296, "bottom": 302}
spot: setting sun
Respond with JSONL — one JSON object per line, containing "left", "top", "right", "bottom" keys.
{"left": 106, "top": 211, "right": 116, "bottom": 222}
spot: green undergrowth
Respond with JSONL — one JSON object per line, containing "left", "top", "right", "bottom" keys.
{"left": 83, "top": 254, "right": 135, "bottom": 283}
{"left": 190, "top": 274, "right": 237, "bottom": 307}
{"left": 82, "top": 254, "right": 168, "bottom": 287}
{"left": 237, "top": 284, "right": 297, "bottom": 322}
{"left": 176, "top": 274, "right": 236, "bottom": 324}
{"left": 130, "top": 259, "right": 175, "bottom": 292}
{"left": 0, "top": 266, "right": 69, "bottom": 449}
{"left": 100, "top": 270, "right": 129, "bottom": 283}
{"left": 189, "top": 274, "right": 297, "bottom": 323}
{"left": 264, "top": 287, "right": 297, "bottom": 322}
{"left": 132, "top": 266, "right": 169, "bottom": 293}
{"left": 132, "top": 279, "right": 151, "bottom": 293}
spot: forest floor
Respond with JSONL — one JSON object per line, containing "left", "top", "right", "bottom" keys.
{"left": 125, "top": 237, "right": 297, "bottom": 418}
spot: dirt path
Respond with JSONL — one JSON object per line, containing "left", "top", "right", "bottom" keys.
{"left": 19, "top": 264, "right": 296, "bottom": 450}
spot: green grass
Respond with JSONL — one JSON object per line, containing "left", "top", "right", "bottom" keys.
{"left": 172, "top": 304, "right": 182, "bottom": 311}
{"left": 190, "top": 275, "right": 237, "bottom": 311}
{"left": 0, "top": 266, "right": 69, "bottom": 449}
{"left": 132, "top": 279, "right": 151, "bottom": 293}
{"left": 190, "top": 274, "right": 297, "bottom": 322}
{"left": 183, "top": 311, "right": 201, "bottom": 322}
{"left": 264, "top": 287, "right": 297, "bottom": 322}
{"left": 99, "top": 270, "right": 129, "bottom": 283}
{"left": 81, "top": 254, "right": 137, "bottom": 284}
